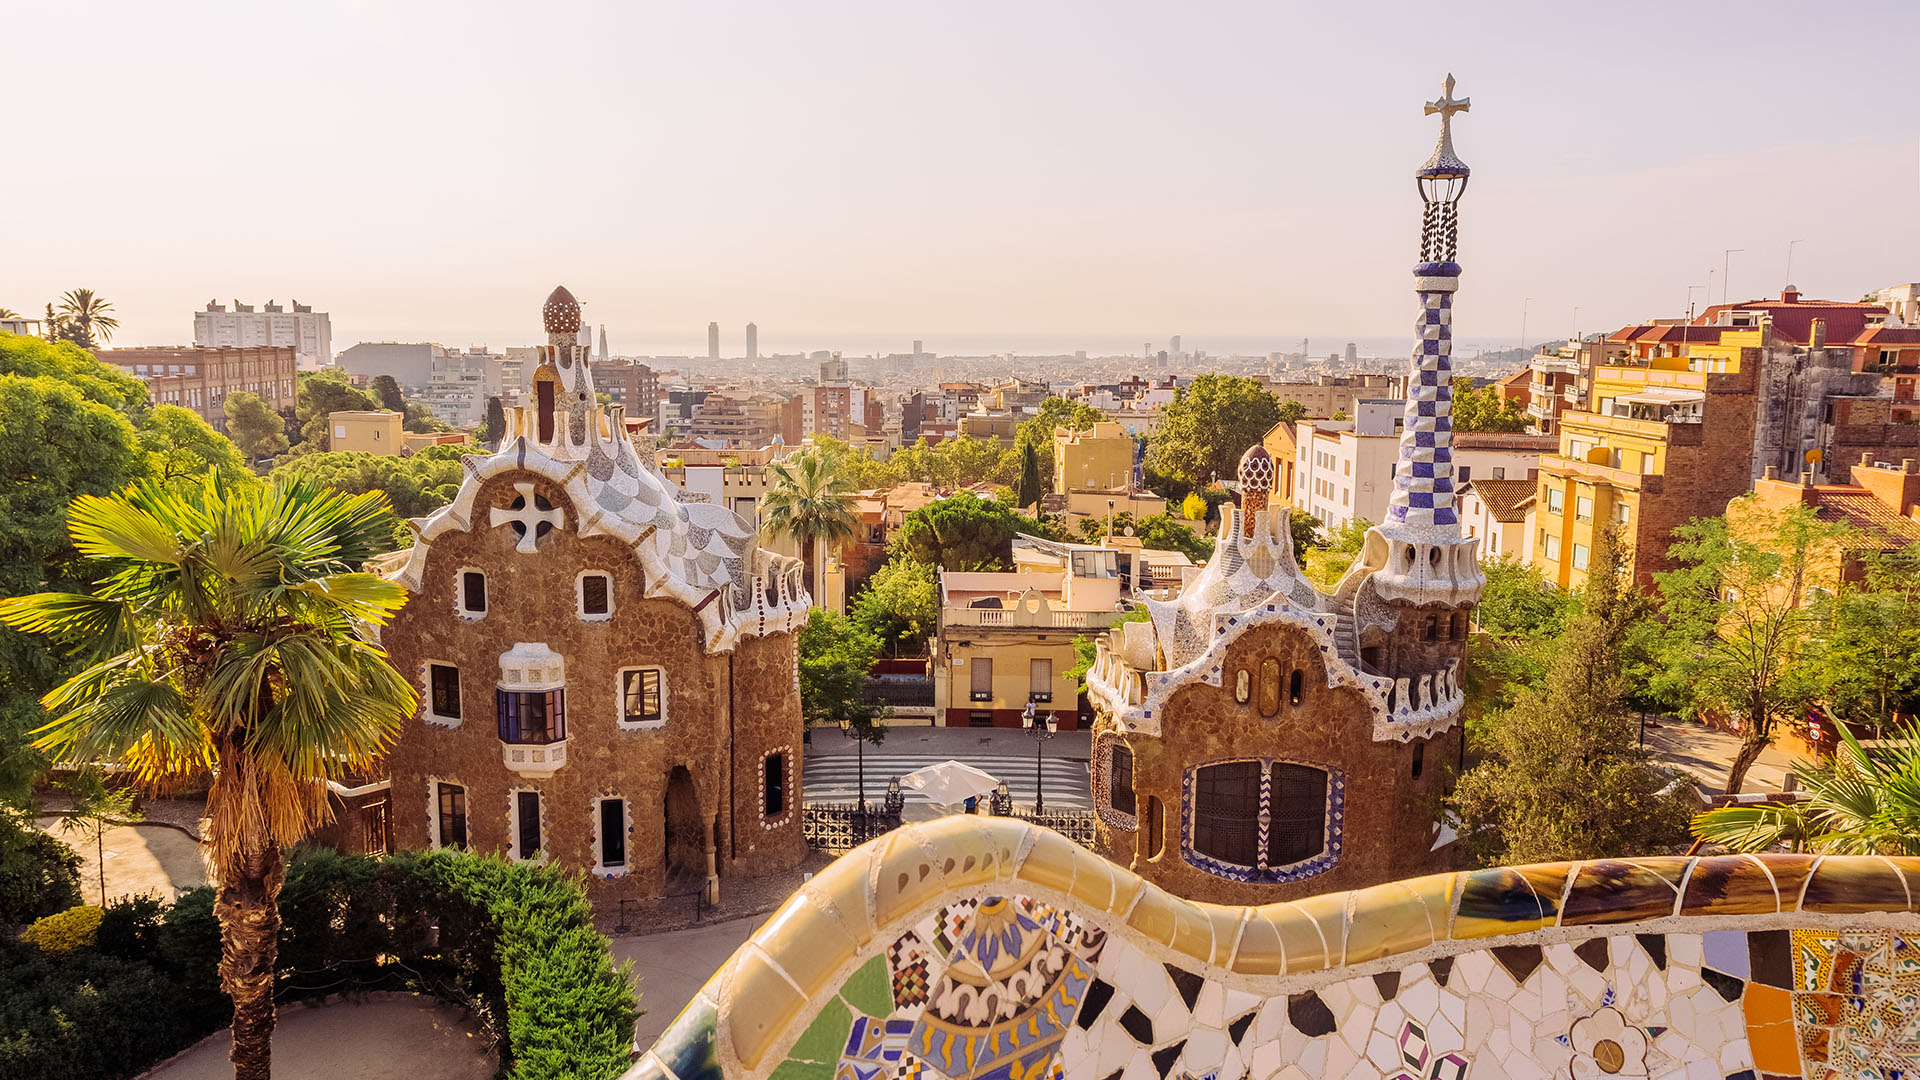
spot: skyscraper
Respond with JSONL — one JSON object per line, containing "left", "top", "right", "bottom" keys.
{"left": 598, "top": 325, "right": 609, "bottom": 360}
{"left": 746, "top": 322, "right": 758, "bottom": 361}
{"left": 1169, "top": 334, "right": 1181, "bottom": 359}
{"left": 708, "top": 322, "right": 720, "bottom": 361}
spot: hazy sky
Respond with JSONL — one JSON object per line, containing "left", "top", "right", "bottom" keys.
{"left": 6, "top": 1, "right": 1916, "bottom": 357}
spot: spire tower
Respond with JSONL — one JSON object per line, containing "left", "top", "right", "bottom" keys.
{"left": 1364, "top": 75, "right": 1484, "bottom": 606}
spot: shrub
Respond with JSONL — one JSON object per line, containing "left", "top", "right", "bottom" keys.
{"left": 0, "top": 809, "right": 81, "bottom": 923}
{"left": 22, "top": 904, "right": 103, "bottom": 953}
{"left": 0, "top": 935, "right": 212, "bottom": 1080}
{"left": 93, "top": 893, "right": 165, "bottom": 961}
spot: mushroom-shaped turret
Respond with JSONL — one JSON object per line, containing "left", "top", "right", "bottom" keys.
{"left": 1237, "top": 443, "right": 1274, "bottom": 533}
{"left": 542, "top": 285, "right": 581, "bottom": 336}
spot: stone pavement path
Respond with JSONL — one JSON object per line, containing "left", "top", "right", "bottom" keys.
{"left": 33, "top": 815, "right": 207, "bottom": 904}
{"left": 1639, "top": 712, "right": 1811, "bottom": 796}
{"left": 138, "top": 994, "right": 495, "bottom": 1080}
{"left": 616, "top": 912, "right": 767, "bottom": 1049}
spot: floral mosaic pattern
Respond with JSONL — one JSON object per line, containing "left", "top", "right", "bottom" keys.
{"left": 624, "top": 818, "right": 1920, "bottom": 1080}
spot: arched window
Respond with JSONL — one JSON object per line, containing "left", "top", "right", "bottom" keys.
{"left": 535, "top": 373, "right": 557, "bottom": 443}
{"left": 1288, "top": 669, "right": 1304, "bottom": 707}
{"left": 1234, "top": 669, "right": 1250, "bottom": 704}
{"left": 1257, "top": 657, "right": 1281, "bottom": 718}
{"left": 1145, "top": 796, "right": 1164, "bottom": 859}
{"left": 1109, "top": 743, "right": 1136, "bottom": 816}
{"left": 1192, "top": 761, "right": 1262, "bottom": 866}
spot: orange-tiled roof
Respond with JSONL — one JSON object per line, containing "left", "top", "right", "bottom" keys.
{"left": 1807, "top": 488, "right": 1920, "bottom": 545}
{"left": 1461, "top": 478, "right": 1535, "bottom": 523}
{"left": 1694, "top": 297, "right": 1887, "bottom": 347}
{"left": 1856, "top": 327, "right": 1920, "bottom": 346}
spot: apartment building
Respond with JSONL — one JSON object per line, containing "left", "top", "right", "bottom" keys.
{"left": 1053, "top": 421, "right": 1136, "bottom": 493}
{"left": 1257, "top": 373, "right": 1397, "bottom": 418}
{"left": 1524, "top": 338, "right": 1627, "bottom": 435}
{"left": 931, "top": 560, "right": 1129, "bottom": 730}
{"left": 1728, "top": 457, "right": 1920, "bottom": 603}
{"left": 328, "top": 410, "right": 405, "bottom": 454}
{"left": 96, "top": 345, "right": 297, "bottom": 433}
{"left": 1291, "top": 403, "right": 1552, "bottom": 531}
{"left": 194, "top": 299, "right": 332, "bottom": 370}
{"left": 688, "top": 391, "right": 786, "bottom": 448}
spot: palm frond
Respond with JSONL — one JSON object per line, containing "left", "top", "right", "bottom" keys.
{"left": 34, "top": 663, "right": 205, "bottom": 782}
{"left": 283, "top": 573, "right": 410, "bottom": 625}
{"left": 66, "top": 491, "right": 186, "bottom": 565}
{"left": 0, "top": 592, "right": 143, "bottom": 659}
{"left": 1690, "top": 804, "right": 1812, "bottom": 852}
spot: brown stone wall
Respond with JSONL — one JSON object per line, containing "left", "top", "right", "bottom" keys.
{"left": 380, "top": 470, "right": 806, "bottom": 904}
{"left": 1378, "top": 603, "right": 1471, "bottom": 682}
{"left": 1632, "top": 383, "right": 1760, "bottom": 587}
{"left": 1092, "top": 621, "right": 1456, "bottom": 906}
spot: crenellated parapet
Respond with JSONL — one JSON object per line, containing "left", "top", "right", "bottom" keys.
{"left": 627, "top": 814, "right": 1920, "bottom": 1080}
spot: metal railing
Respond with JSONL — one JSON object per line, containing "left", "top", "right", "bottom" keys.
{"left": 803, "top": 803, "right": 905, "bottom": 853}
{"left": 866, "top": 676, "right": 934, "bottom": 707}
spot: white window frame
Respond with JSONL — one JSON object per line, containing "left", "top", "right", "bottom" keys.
{"left": 1613, "top": 503, "right": 1632, "bottom": 524}
{"left": 577, "top": 570, "right": 615, "bottom": 622}
{"left": 508, "top": 788, "right": 546, "bottom": 863}
{"left": 1545, "top": 489, "right": 1565, "bottom": 514}
{"left": 592, "top": 795, "right": 631, "bottom": 876}
{"left": 423, "top": 659, "right": 462, "bottom": 728}
{"left": 1575, "top": 496, "right": 1594, "bottom": 522}
{"left": 1544, "top": 533, "right": 1562, "bottom": 560}
{"left": 1572, "top": 543, "right": 1590, "bottom": 571}
{"left": 455, "top": 566, "right": 488, "bottom": 620}
{"left": 616, "top": 666, "right": 668, "bottom": 730}
{"left": 429, "top": 778, "right": 467, "bottom": 850}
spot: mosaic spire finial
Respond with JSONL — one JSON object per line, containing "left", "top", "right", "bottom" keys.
{"left": 1385, "top": 76, "right": 1473, "bottom": 534}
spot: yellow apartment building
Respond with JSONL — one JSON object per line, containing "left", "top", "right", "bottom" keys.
{"left": 1054, "top": 421, "right": 1136, "bottom": 492}
{"left": 1531, "top": 330, "right": 1760, "bottom": 589}
{"left": 932, "top": 562, "right": 1129, "bottom": 730}
{"left": 328, "top": 410, "right": 406, "bottom": 455}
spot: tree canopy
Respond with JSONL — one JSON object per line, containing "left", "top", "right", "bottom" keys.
{"left": 1449, "top": 379, "right": 1529, "bottom": 433}
{"left": 268, "top": 444, "right": 466, "bottom": 527}
{"left": 796, "top": 608, "right": 887, "bottom": 742}
{"left": 890, "top": 492, "right": 1031, "bottom": 570}
{"left": 1144, "top": 375, "right": 1280, "bottom": 498}
{"left": 291, "top": 369, "right": 379, "bottom": 451}
{"left": 850, "top": 557, "right": 939, "bottom": 658}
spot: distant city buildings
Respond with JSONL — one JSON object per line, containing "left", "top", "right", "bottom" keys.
{"left": 96, "top": 345, "right": 296, "bottom": 433}
{"left": 194, "top": 299, "right": 332, "bottom": 371}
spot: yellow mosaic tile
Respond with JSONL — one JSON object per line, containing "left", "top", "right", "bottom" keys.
{"left": 1344, "top": 881, "right": 1437, "bottom": 965}
{"left": 1166, "top": 893, "right": 1217, "bottom": 960}
{"left": 725, "top": 944, "right": 810, "bottom": 1071}
{"left": 751, "top": 892, "right": 863, "bottom": 1000}
{"left": 1559, "top": 858, "right": 1686, "bottom": 926}
{"left": 801, "top": 861, "right": 877, "bottom": 949}
{"left": 1124, "top": 883, "right": 1186, "bottom": 948}
{"left": 873, "top": 826, "right": 954, "bottom": 927}
{"left": 1228, "top": 907, "right": 1285, "bottom": 976}
{"left": 1289, "top": 890, "right": 1349, "bottom": 967}
{"left": 1265, "top": 901, "right": 1330, "bottom": 974}
{"left": 1016, "top": 826, "right": 1082, "bottom": 898}
{"left": 1201, "top": 902, "right": 1244, "bottom": 967}
{"left": 1451, "top": 866, "right": 1546, "bottom": 939}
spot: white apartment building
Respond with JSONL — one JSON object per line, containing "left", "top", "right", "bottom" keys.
{"left": 423, "top": 347, "right": 502, "bottom": 428}
{"left": 195, "top": 300, "right": 332, "bottom": 371}
{"left": 1292, "top": 404, "right": 1554, "bottom": 531}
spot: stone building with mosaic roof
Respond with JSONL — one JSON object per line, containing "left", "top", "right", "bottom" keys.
{"left": 376, "top": 286, "right": 811, "bottom": 904}
{"left": 1083, "top": 79, "right": 1486, "bottom": 905}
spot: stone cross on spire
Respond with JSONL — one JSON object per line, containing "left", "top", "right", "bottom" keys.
{"left": 1420, "top": 74, "right": 1471, "bottom": 179}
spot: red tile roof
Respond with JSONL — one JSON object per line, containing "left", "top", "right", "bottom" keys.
{"left": 1856, "top": 327, "right": 1920, "bottom": 346}
{"left": 1693, "top": 297, "right": 1887, "bottom": 347}
{"left": 1460, "top": 478, "right": 1535, "bottom": 523}
{"left": 1806, "top": 488, "right": 1920, "bottom": 546}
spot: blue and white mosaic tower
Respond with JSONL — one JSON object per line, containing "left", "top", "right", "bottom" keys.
{"left": 1367, "top": 75, "right": 1486, "bottom": 606}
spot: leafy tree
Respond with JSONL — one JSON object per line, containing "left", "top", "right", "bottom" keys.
{"left": 1330, "top": 408, "right": 1350, "bottom": 422}
{"left": 1015, "top": 442, "right": 1042, "bottom": 509}
{"left": 1652, "top": 504, "right": 1851, "bottom": 794}
{"left": 1691, "top": 726, "right": 1920, "bottom": 855}
{"left": 763, "top": 448, "right": 859, "bottom": 597}
{"left": 402, "top": 401, "right": 450, "bottom": 434}
{"left": 890, "top": 491, "right": 1023, "bottom": 570}
{"left": 1450, "top": 379, "right": 1529, "bottom": 433}
{"left": 1144, "top": 375, "right": 1280, "bottom": 498}
{"left": 292, "top": 369, "right": 379, "bottom": 449}
{"left": 1303, "top": 516, "right": 1373, "bottom": 589}
{"left": 1276, "top": 400, "right": 1308, "bottom": 426}
{"left": 0, "top": 337, "right": 150, "bottom": 802}
{"left": 139, "top": 405, "right": 252, "bottom": 488}
{"left": 223, "top": 391, "right": 290, "bottom": 462}
{"left": 55, "top": 289, "right": 118, "bottom": 347}
{"left": 796, "top": 608, "right": 888, "bottom": 745}
{"left": 1180, "top": 491, "right": 1207, "bottom": 522}
{"left": 850, "top": 558, "right": 938, "bottom": 657}
{"left": 1135, "top": 513, "right": 1214, "bottom": 563}
{"left": 370, "top": 375, "right": 405, "bottom": 413}
{"left": 269, "top": 444, "right": 466, "bottom": 524}
{"left": 1449, "top": 537, "right": 1692, "bottom": 864}
{"left": 1285, "top": 509, "right": 1323, "bottom": 569}
{"left": 0, "top": 477, "right": 416, "bottom": 1080}
{"left": 0, "top": 807, "right": 82, "bottom": 922}
{"left": 1808, "top": 549, "right": 1920, "bottom": 733}
{"left": 479, "top": 396, "right": 507, "bottom": 450}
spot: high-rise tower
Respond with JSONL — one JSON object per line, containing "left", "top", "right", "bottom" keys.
{"left": 708, "top": 321, "right": 720, "bottom": 361}
{"left": 598, "top": 324, "right": 608, "bottom": 360}
{"left": 746, "top": 322, "right": 758, "bottom": 361}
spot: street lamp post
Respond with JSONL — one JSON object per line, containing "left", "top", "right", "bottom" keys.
{"left": 1021, "top": 701, "right": 1057, "bottom": 814}
{"left": 838, "top": 713, "right": 867, "bottom": 821}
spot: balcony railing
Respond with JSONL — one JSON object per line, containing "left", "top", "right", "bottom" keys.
{"left": 944, "top": 606, "right": 1119, "bottom": 630}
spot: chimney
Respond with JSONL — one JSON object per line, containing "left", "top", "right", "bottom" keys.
{"left": 1799, "top": 471, "right": 1814, "bottom": 486}
{"left": 1905, "top": 458, "right": 1916, "bottom": 475}
{"left": 1763, "top": 465, "right": 1779, "bottom": 481}
{"left": 1811, "top": 319, "right": 1827, "bottom": 348}
{"left": 1782, "top": 286, "right": 1801, "bottom": 304}
{"left": 1862, "top": 451, "right": 1874, "bottom": 465}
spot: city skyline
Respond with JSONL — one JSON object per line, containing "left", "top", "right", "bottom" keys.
{"left": 5, "top": 2, "right": 1915, "bottom": 354}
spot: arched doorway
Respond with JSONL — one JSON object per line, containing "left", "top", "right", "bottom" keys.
{"left": 663, "top": 766, "right": 705, "bottom": 885}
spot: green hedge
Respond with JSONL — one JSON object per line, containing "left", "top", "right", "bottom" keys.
{"left": 0, "top": 810, "right": 81, "bottom": 923}
{"left": 0, "top": 847, "right": 636, "bottom": 1080}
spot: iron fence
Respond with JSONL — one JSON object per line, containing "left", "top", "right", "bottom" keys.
{"left": 803, "top": 803, "right": 905, "bottom": 853}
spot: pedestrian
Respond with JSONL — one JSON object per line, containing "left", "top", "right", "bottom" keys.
{"left": 963, "top": 795, "right": 978, "bottom": 815}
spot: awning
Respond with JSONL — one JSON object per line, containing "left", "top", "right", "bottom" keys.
{"left": 1617, "top": 388, "right": 1705, "bottom": 406}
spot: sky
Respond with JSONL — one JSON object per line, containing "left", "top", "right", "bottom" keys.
{"left": 5, "top": 1, "right": 1917, "bottom": 359}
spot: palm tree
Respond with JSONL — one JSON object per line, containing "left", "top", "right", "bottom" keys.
{"left": 56, "top": 288, "right": 119, "bottom": 346}
{"left": 0, "top": 307, "right": 20, "bottom": 319}
{"left": 0, "top": 477, "right": 415, "bottom": 1080}
{"left": 1691, "top": 726, "right": 1920, "bottom": 855}
{"left": 762, "top": 448, "right": 859, "bottom": 598}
